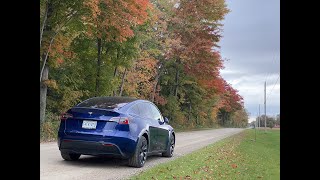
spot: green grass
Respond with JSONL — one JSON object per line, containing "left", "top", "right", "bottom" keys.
{"left": 130, "top": 129, "right": 280, "bottom": 180}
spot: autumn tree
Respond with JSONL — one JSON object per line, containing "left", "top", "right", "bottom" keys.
{"left": 41, "top": 0, "right": 248, "bottom": 133}
{"left": 40, "top": 0, "right": 85, "bottom": 123}
{"left": 231, "top": 109, "right": 249, "bottom": 128}
{"left": 42, "top": 0, "right": 151, "bottom": 122}
{"left": 82, "top": 0, "right": 150, "bottom": 96}
{"left": 156, "top": 0, "right": 231, "bottom": 126}
{"left": 123, "top": 0, "right": 171, "bottom": 104}
{"left": 217, "top": 82, "right": 244, "bottom": 126}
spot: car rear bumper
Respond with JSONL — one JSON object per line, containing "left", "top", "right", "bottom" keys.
{"left": 58, "top": 134, "right": 137, "bottom": 158}
{"left": 59, "top": 140, "right": 126, "bottom": 157}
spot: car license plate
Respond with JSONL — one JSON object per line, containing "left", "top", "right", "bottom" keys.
{"left": 82, "top": 120, "right": 97, "bottom": 129}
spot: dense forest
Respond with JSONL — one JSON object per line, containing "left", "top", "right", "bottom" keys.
{"left": 40, "top": 0, "right": 248, "bottom": 138}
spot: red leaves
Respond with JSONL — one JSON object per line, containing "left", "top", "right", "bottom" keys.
{"left": 231, "top": 164, "right": 238, "bottom": 169}
{"left": 217, "top": 81, "right": 244, "bottom": 112}
{"left": 125, "top": 57, "right": 166, "bottom": 102}
{"left": 83, "top": 0, "right": 151, "bottom": 42}
{"left": 164, "top": 0, "right": 243, "bottom": 118}
{"left": 57, "top": 58, "right": 64, "bottom": 65}
{"left": 154, "top": 93, "right": 167, "bottom": 105}
{"left": 47, "top": 34, "right": 75, "bottom": 67}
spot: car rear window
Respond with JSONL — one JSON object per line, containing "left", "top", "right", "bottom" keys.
{"left": 76, "top": 97, "right": 137, "bottom": 110}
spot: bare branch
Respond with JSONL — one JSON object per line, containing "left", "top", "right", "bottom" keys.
{"left": 40, "top": 32, "right": 58, "bottom": 82}
{"left": 119, "top": 68, "right": 127, "bottom": 97}
{"left": 40, "top": 2, "right": 79, "bottom": 82}
{"left": 40, "top": 0, "right": 49, "bottom": 48}
{"left": 52, "top": 2, "right": 79, "bottom": 32}
{"left": 56, "top": 10, "right": 78, "bottom": 32}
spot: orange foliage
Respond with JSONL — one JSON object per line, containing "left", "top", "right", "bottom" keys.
{"left": 83, "top": 0, "right": 151, "bottom": 42}
{"left": 45, "top": 34, "right": 75, "bottom": 67}
{"left": 124, "top": 58, "right": 157, "bottom": 99}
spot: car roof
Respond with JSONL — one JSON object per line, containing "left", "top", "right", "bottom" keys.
{"left": 88, "top": 96, "right": 138, "bottom": 103}
{"left": 76, "top": 96, "right": 138, "bottom": 110}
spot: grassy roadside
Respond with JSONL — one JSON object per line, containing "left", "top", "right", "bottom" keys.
{"left": 40, "top": 112, "right": 60, "bottom": 142}
{"left": 130, "top": 129, "right": 280, "bottom": 179}
{"left": 40, "top": 120, "right": 59, "bottom": 142}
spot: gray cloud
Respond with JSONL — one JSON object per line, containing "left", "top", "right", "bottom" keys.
{"left": 219, "top": 0, "right": 280, "bottom": 122}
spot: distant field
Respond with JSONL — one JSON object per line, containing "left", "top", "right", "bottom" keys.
{"left": 131, "top": 129, "right": 280, "bottom": 179}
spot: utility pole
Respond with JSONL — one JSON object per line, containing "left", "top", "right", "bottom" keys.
{"left": 255, "top": 113, "right": 257, "bottom": 141}
{"left": 264, "top": 81, "right": 267, "bottom": 132}
{"left": 258, "top": 104, "right": 261, "bottom": 129}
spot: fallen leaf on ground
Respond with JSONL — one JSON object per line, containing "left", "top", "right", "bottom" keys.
{"left": 231, "top": 164, "right": 237, "bottom": 168}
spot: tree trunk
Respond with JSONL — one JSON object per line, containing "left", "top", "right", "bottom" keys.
{"left": 95, "top": 38, "right": 102, "bottom": 96}
{"left": 40, "top": 32, "right": 58, "bottom": 82}
{"left": 151, "top": 67, "right": 161, "bottom": 102}
{"left": 188, "top": 103, "right": 192, "bottom": 122}
{"left": 113, "top": 66, "right": 118, "bottom": 77}
{"left": 174, "top": 64, "right": 179, "bottom": 97}
{"left": 195, "top": 114, "right": 199, "bottom": 125}
{"left": 40, "top": 0, "right": 49, "bottom": 48}
{"left": 112, "top": 66, "right": 118, "bottom": 96}
{"left": 40, "top": 1, "right": 53, "bottom": 123}
{"left": 222, "top": 112, "right": 225, "bottom": 126}
{"left": 40, "top": 65, "right": 49, "bottom": 123}
{"left": 119, "top": 68, "right": 127, "bottom": 96}
{"left": 151, "top": 80, "right": 158, "bottom": 102}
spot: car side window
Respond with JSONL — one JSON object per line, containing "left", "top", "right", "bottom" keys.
{"left": 148, "top": 103, "right": 163, "bottom": 122}
{"left": 138, "top": 103, "right": 153, "bottom": 119}
{"left": 128, "top": 104, "right": 140, "bottom": 116}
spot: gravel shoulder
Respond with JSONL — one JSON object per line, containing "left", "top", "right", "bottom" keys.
{"left": 40, "top": 128, "right": 244, "bottom": 180}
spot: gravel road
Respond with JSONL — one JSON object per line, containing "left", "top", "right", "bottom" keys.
{"left": 40, "top": 128, "right": 244, "bottom": 180}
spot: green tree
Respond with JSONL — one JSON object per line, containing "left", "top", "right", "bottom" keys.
{"left": 40, "top": 0, "right": 85, "bottom": 123}
{"left": 267, "top": 117, "right": 276, "bottom": 129}
{"left": 276, "top": 114, "right": 280, "bottom": 125}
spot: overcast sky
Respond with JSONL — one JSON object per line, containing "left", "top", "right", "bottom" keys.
{"left": 219, "top": 0, "right": 280, "bottom": 122}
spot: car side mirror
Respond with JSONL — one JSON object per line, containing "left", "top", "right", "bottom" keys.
{"left": 164, "top": 117, "right": 169, "bottom": 124}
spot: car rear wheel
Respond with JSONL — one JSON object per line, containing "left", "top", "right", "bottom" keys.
{"left": 60, "top": 151, "right": 81, "bottom": 161}
{"left": 162, "top": 134, "right": 175, "bottom": 157}
{"left": 128, "top": 136, "right": 148, "bottom": 168}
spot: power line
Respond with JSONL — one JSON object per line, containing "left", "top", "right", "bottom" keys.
{"left": 256, "top": 50, "right": 279, "bottom": 124}
{"left": 265, "top": 71, "right": 271, "bottom": 85}
{"left": 266, "top": 49, "right": 280, "bottom": 100}
{"left": 265, "top": 50, "right": 279, "bottom": 83}
{"left": 267, "top": 74, "right": 280, "bottom": 101}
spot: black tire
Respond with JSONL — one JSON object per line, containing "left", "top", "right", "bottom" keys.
{"left": 60, "top": 151, "right": 81, "bottom": 161}
{"left": 162, "top": 133, "right": 175, "bottom": 157}
{"left": 128, "top": 136, "right": 148, "bottom": 168}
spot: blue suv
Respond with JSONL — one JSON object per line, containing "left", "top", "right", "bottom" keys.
{"left": 58, "top": 96, "right": 175, "bottom": 167}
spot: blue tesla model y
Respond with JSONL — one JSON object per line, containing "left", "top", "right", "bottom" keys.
{"left": 57, "top": 96, "right": 175, "bottom": 167}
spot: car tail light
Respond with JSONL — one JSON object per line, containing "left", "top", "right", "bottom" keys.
{"left": 109, "top": 117, "right": 129, "bottom": 124}
{"left": 119, "top": 117, "right": 129, "bottom": 124}
{"left": 61, "top": 113, "right": 73, "bottom": 121}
